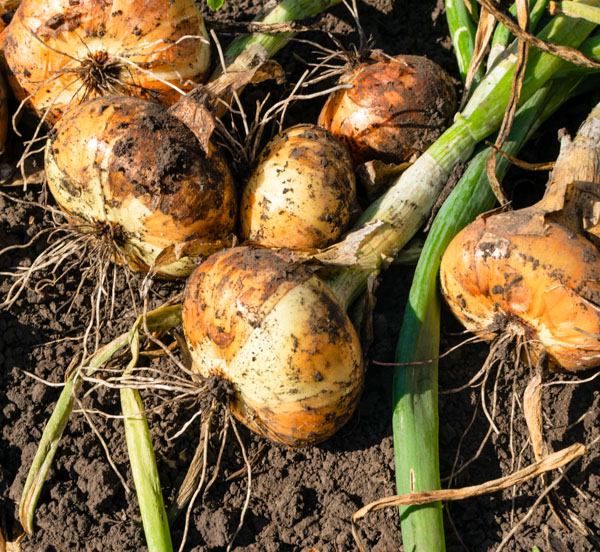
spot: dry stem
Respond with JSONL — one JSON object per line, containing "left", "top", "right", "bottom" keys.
{"left": 352, "top": 443, "right": 587, "bottom": 551}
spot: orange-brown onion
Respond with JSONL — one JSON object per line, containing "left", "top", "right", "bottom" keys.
{"left": 4, "top": 0, "right": 211, "bottom": 124}
{"left": 45, "top": 95, "right": 237, "bottom": 278}
{"left": 440, "top": 210, "right": 600, "bottom": 372}
{"left": 182, "top": 246, "right": 364, "bottom": 446}
{"left": 240, "top": 124, "right": 357, "bottom": 249}
{"left": 318, "top": 55, "right": 456, "bottom": 165}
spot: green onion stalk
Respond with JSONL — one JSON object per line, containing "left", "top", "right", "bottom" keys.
{"left": 223, "top": 0, "right": 343, "bottom": 64}
{"left": 445, "top": 0, "right": 479, "bottom": 84}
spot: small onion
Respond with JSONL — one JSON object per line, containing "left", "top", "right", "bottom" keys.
{"left": 318, "top": 55, "right": 456, "bottom": 164}
{"left": 4, "top": 0, "right": 211, "bottom": 123}
{"left": 439, "top": 212, "right": 600, "bottom": 372}
{"left": 240, "top": 124, "right": 357, "bottom": 249}
{"left": 182, "top": 246, "right": 364, "bottom": 446}
{"left": 45, "top": 95, "right": 237, "bottom": 278}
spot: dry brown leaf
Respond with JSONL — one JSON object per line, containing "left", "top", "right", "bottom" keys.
{"left": 356, "top": 159, "right": 412, "bottom": 202}
{"left": 463, "top": 8, "right": 496, "bottom": 101}
{"left": 311, "top": 220, "right": 393, "bottom": 268}
{"left": 169, "top": 43, "right": 285, "bottom": 148}
{"left": 485, "top": 0, "right": 529, "bottom": 205}
{"left": 484, "top": 140, "right": 555, "bottom": 171}
{"left": 151, "top": 237, "right": 234, "bottom": 270}
{"left": 351, "top": 443, "right": 587, "bottom": 551}
{"left": 523, "top": 373, "right": 544, "bottom": 461}
{"left": 477, "top": 0, "right": 600, "bottom": 69}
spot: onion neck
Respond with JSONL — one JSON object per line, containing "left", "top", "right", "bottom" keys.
{"left": 536, "top": 100, "right": 600, "bottom": 241}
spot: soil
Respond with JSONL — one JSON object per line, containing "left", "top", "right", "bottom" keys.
{"left": 1, "top": 1, "right": 600, "bottom": 552}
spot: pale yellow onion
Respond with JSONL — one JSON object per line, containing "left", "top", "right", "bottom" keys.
{"left": 182, "top": 246, "right": 364, "bottom": 446}
{"left": 45, "top": 95, "right": 236, "bottom": 278}
{"left": 240, "top": 124, "right": 357, "bottom": 249}
{"left": 4, "top": 0, "right": 211, "bottom": 124}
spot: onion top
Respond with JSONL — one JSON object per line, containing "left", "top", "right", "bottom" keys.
{"left": 240, "top": 124, "right": 358, "bottom": 249}
{"left": 4, "top": 0, "right": 211, "bottom": 123}
{"left": 182, "top": 246, "right": 364, "bottom": 446}
{"left": 45, "top": 95, "right": 237, "bottom": 278}
{"left": 318, "top": 55, "right": 457, "bottom": 165}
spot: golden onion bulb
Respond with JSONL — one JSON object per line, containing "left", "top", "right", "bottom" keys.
{"left": 240, "top": 124, "right": 357, "bottom": 249}
{"left": 182, "top": 246, "right": 364, "bottom": 446}
{"left": 45, "top": 95, "right": 237, "bottom": 278}
{"left": 440, "top": 210, "right": 600, "bottom": 372}
{"left": 318, "top": 55, "right": 456, "bottom": 165}
{"left": 4, "top": 0, "right": 211, "bottom": 123}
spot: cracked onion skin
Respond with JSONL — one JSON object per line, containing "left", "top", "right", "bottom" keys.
{"left": 182, "top": 246, "right": 364, "bottom": 447}
{"left": 318, "top": 55, "right": 456, "bottom": 165}
{"left": 440, "top": 211, "right": 600, "bottom": 372}
{"left": 4, "top": 0, "right": 211, "bottom": 124}
{"left": 45, "top": 95, "right": 237, "bottom": 278}
{"left": 240, "top": 124, "right": 357, "bottom": 249}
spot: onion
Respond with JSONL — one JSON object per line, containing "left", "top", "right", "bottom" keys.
{"left": 440, "top": 214, "right": 600, "bottom": 371}
{"left": 4, "top": 0, "right": 211, "bottom": 124}
{"left": 45, "top": 95, "right": 237, "bottom": 278}
{"left": 182, "top": 246, "right": 364, "bottom": 446}
{"left": 318, "top": 55, "right": 456, "bottom": 165}
{"left": 240, "top": 124, "right": 357, "bottom": 249}
{"left": 440, "top": 108, "right": 600, "bottom": 372}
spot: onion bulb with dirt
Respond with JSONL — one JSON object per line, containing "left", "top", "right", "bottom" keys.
{"left": 3, "top": 0, "right": 211, "bottom": 124}
{"left": 440, "top": 107, "right": 600, "bottom": 372}
{"left": 318, "top": 54, "right": 457, "bottom": 165}
{"left": 45, "top": 95, "right": 237, "bottom": 278}
{"left": 240, "top": 124, "right": 358, "bottom": 249}
{"left": 182, "top": 246, "right": 364, "bottom": 447}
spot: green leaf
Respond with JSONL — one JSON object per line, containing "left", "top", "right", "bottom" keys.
{"left": 207, "top": 0, "right": 224, "bottom": 10}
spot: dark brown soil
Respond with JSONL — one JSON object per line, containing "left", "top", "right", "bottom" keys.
{"left": 2, "top": 1, "right": 600, "bottom": 551}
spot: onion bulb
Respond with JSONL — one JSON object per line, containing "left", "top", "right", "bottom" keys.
{"left": 318, "top": 55, "right": 456, "bottom": 164}
{"left": 440, "top": 111, "right": 600, "bottom": 372}
{"left": 4, "top": 0, "right": 211, "bottom": 124}
{"left": 182, "top": 246, "right": 364, "bottom": 446}
{"left": 45, "top": 95, "right": 236, "bottom": 278}
{"left": 440, "top": 214, "right": 600, "bottom": 371}
{"left": 240, "top": 124, "right": 357, "bottom": 249}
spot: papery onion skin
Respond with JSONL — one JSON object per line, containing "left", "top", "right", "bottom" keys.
{"left": 182, "top": 246, "right": 364, "bottom": 447}
{"left": 45, "top": 95, "right": 237, "bottom": 278}
{"left": 4, "top": 0, "right": 211, "bottom": 123}
{"left": 240, "top": 124, "right": 357, "bottom": 249}
{"left": 440, "top": 211, "right": 600, "bottom": 372}
{"left": 318, "top": 55, "right": 457, "bottom": 165}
